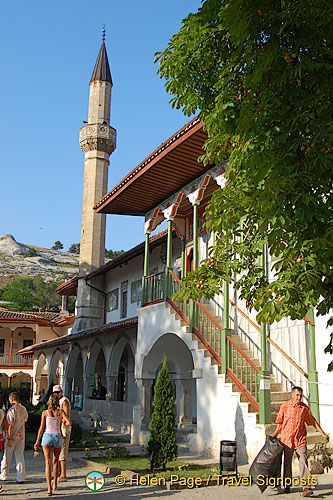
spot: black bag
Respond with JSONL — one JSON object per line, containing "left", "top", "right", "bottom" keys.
{"left": 249, "top": 435, "right": 283, "bottom": 492}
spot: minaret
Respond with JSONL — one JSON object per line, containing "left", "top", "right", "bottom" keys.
{"left": 73, "top": 27, "right": 116, "bottom": 333}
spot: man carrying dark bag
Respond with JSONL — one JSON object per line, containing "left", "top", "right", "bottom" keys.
{"left": 273, "top": 386, "right": 328, "bottom": 497}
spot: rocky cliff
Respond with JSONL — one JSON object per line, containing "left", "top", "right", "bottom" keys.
{"left": 0, "top": 234, "right": 79, "bottom": 284}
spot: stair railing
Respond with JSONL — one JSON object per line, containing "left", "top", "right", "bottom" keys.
{"left": 219, "top": 291, "right": 308, "bottom": 379}
{"left": 143, "top": 272, "right": 165, "bottom": 305}
{"left": 168, "top": 270, "right": 260, "bottom": 411}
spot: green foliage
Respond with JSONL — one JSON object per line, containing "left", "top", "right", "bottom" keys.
{"left": 68, "top": 243, "right": 80, "bottom": 254}
{"left": 105, "top": 248, "right": 125, "bottom": 259}
{"left": 102, "top": 444, "right": 129, "bottom": 459}
{"left": 0, "top": 278, "right": 36, "bottom": 311}
{"left": 0, "top": 276, "right": 62, "bottom": 312}
{"left": 147, "top": 357, "right": 177, "bottom": 470}
{"left": 309, "top": 441, "right": 333, "bottom": 472}
{"left": 51, "top": 241, "right": 63, "bottom": 250}
{"left": 156, "top": 0, "right": 333, "bottom": 367}
{"left": 24, "top": 247, "right": 37, "bottom": 257}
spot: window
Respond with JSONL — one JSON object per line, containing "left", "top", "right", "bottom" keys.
{"left": 23, "top": 339, "right": 33, "bottom": 349}
{"left": 120, "top": 281, "right": 128, "bottom": 319}
{"left": 0, "top": 340, "right": 4, "bottom": 354}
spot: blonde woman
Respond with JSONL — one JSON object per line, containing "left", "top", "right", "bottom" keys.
{"left": 34, "top": 394, "right": 71, "bottom": 496}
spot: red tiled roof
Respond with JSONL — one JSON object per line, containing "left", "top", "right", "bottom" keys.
{"left": 0, "top": 310, "right": 72, "bottom": 326}
{"left": 17, "top": 317, "right": 138, "bottom": 354}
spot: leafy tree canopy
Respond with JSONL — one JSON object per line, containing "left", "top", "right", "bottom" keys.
{"left": 105, "top": 248, "right": 125, "bottom": 259}
{"left": 0, "top": 276, "right": 63, "bottom": 312}
{"left": 51, "top": 241, "right": 63, "bottom": 251}
{"left": 156, "top": 0, "right": 332, "bottom": 330}
{"left": 68, "top": 243, "right": 80, "bottom": 254}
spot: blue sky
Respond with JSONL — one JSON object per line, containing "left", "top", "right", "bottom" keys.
{"left": 1, "top": 0, "right": 201, "bottom": 252}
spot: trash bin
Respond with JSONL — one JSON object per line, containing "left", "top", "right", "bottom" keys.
{"left": 220, "top": 440, "right": 238, "bottom": 476}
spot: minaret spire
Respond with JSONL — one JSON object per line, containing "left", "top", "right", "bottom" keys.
{"left": 90, "top": 25, "right": 112, "bottom": 85}
{"left": 73, "top": 32, "right": 117, "bottom": 333}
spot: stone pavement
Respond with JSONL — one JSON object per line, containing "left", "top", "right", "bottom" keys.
{"left": 0, "top": 449, "right": 331, "bottom": 499}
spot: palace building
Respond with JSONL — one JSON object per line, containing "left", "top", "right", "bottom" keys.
{"left": 18, "top": 33, "right": 332, "bottom": 462}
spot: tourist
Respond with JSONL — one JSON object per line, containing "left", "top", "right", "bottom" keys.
{"left": 273, "top": 386, "right": 328, "bottom": 497}
{"left": 0, "top": 391, "right": 8, "bottom": 493}
{"left": 52, "top": 385, "right": 71, "bottom": 481}
{"left": 0, "top": 392, "right": 28, "bottom": 484}
{"left": 34, "top": 393, "right": 71, "bottom": 496}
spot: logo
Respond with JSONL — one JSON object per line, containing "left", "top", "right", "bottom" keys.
{"left": 85, "top": 471, "right": 105, "bottom": 491}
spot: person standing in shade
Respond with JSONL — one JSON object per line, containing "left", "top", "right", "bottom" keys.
{"left": 0, "top": 392, "right": 28, "bottom": 484}
{"left": 52, "top": 385, "right": 71, "bottom": 481}
{"left": 273, "top": 386, "right": 328, "bottom": 497}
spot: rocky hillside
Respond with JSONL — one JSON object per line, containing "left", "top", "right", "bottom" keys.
{"left": 0, "top": 234, "right": 79, "bottom": 284}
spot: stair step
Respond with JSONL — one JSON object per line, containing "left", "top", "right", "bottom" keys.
{"left": 270, "top": 391, "right": 290, "bottom": 402}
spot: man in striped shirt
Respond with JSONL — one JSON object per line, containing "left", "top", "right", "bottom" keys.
{"left": 273, "top": 386, "right": 328, "bottom": 497}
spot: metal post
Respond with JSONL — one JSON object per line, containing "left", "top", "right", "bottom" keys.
{"left": 306, "top": 308, "right": 320, "bottom": 422}
{"left": 259, "top": 244, "right": 271, "bottom": 424}
{"left": 141, "top": 232, "right": 150, "bottom": 306}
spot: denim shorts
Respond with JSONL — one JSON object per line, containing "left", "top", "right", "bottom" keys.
{"left": 41, "top": 433, "right": 62, "bottom": 448}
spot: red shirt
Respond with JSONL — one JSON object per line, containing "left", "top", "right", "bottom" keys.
{"left": 276, "top": 399, "right": 316, "bottom": 449}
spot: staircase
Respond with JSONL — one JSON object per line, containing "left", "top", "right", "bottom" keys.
{"left": 166, "top": 291, "right": 325, "bottom": 452}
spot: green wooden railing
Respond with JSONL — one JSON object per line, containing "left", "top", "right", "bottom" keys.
{"left": 143, "top": 272, "right": 164, "bottom": 305}
{"left": 168, "top": 270, "right": 259, "bottom": 411}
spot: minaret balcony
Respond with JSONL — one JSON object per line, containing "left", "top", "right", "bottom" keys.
{"left": 79, "top": 123, "right": 116, "bottom": 155}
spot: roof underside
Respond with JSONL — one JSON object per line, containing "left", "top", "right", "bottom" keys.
{"left": 95, "top": 118, "right": 209, "bottom": 216}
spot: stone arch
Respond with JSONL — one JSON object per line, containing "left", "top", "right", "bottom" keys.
{"left": 109, "top": 336, "right": 136, "bottom": 403}
{"left": 49, "top": 349, "right": 64, "bottom": 386}
{"left": 11, "top": 371, "right": 31, "bottom": 389}
{"left": 65, "top": 344, "right": 84, "bottom": 403}
{"left": 140, "top": 333, "right": 196, "bottom": 427}
{"left": 86, "top": 341, "right": 107, "bottom": 399}
{"left": 0, "top": 373, "right": 9, "bottom": 389}
{"left": 34, "top": 352, "right": 48, "bottom": 404}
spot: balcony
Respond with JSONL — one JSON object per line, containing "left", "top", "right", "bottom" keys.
{"left": 0, "top": 353, "right": 33, "bottom": 367}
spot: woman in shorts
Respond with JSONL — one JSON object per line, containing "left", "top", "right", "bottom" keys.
{"left": 34, "top": 393, "right": 71, "bottom": 496}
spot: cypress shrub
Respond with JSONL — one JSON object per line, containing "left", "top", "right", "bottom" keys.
{"left": 147, "top": 356, "right": 177, "bottom": 470}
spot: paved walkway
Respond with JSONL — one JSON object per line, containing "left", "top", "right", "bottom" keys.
{"left": 0, "top": 449, "right": 331, "bottom": 499}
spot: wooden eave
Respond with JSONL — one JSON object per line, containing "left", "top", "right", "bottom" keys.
{"left": 95, "top": 118, "right": 209, "bottom": 216}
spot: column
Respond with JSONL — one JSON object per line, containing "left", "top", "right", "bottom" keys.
{"left": 181, "top": 239, "right": 186, "bottom": 279}
{"left": 189, "top": 203, "right": 199, "bottom": 331}
{"left": 164, "top": 218, "right": 173, "bottom": 300}
{"left": 141, "top": 231, "right": 150, "bottom": 306}
{"left": 9, "top": 330, "right": 14, "bottom": 365}
{"left": 306, "top": 309, "right": 320, "bottom": 422}
{"left": 221, "top": 278, "right": 232, "bottom": 374}
{"left": 259, "top": 244, "right": 271, "bottom": 424}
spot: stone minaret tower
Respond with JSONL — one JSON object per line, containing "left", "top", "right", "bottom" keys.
{"left": 73, "top": 27, "right": 116, "bottom": 333}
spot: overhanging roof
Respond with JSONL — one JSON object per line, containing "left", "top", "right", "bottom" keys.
{"left": 95, "top": 117, "right": 209, "bottom": 216}
{"left": 17, "top": 317, "right": 138, "bottom": 355}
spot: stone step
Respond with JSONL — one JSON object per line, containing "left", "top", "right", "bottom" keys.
{"left": 270, "top": 391, "right": 290, "bottom": 402}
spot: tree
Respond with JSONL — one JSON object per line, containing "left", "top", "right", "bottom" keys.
{"left": 147, "top": 357, "right": 178, "bottom": 470}
{"left": 156, "top": 0, "right": 332, "bottom": 364}
{"left": 105, "top": 249, "right": 124, "bottom": 259}
{"left": 68, "top": 243, "right": 80, "bottom": 254}
{"left": 1, "top": 277, "right": 36, "bottom": 311}
{"left": 51, "top": 241, "right": 63, "bottom": 251}
{"left": 0, "top": 277, "right": 62, "bottom": 312}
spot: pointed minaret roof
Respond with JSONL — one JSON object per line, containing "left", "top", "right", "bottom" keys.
{"left": 90, "top": 26, "right": 113, "bottom": 85}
